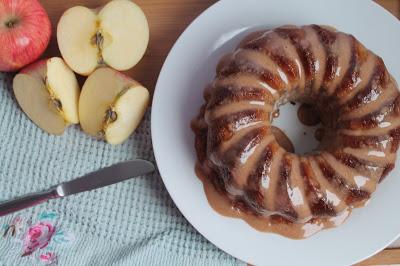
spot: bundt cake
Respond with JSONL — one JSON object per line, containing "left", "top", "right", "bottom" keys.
{"left": 191, "top": 24, "right": 400, "bottom": 238}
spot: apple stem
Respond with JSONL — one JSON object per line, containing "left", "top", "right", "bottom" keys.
{"left": 5, "top": 18, "right": 19, "bottom": 29}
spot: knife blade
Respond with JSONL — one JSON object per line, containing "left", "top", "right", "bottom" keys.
{"left": 56, "top": 159, "right": 154, "bottom": 196}
{"left": 0, "top": 160, "right": 155, "bottom": 217}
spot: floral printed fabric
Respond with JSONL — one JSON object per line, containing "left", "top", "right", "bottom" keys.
{"left": 0, "top": 73, "right": 241, "bottom": 266}
{"left": 1, "top": 211, "right": 74, "bottom": 265}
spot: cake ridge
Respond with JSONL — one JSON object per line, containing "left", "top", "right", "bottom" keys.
{"left": 192, "top": 24, "right": 400, "bottom": 237}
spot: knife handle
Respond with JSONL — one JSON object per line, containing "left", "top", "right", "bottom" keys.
{"left": 0, "top": 189, "right": 59, "bottom": 217}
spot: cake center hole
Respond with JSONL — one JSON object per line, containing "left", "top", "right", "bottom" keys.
{"left": 272, "top": 102, "right": 322, "bottom": 154}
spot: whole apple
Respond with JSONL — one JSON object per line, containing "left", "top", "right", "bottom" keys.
{"left": 0, "top": 0, "right": 51, "bottom": 72}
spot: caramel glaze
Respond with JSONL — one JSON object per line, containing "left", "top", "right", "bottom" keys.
{"left": 271, "top": 126, "right": 294, "bottom": 153}
{"left": 196, "top": 164, "right": 351, "bottom": 239}
{"left": 272, "top": 109, "right": 280, "bottom": 119}
{"left": 191, "top": 25, "right": 400, "bottom": 239}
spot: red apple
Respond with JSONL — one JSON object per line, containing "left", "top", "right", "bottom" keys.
{"left": 0, "top": 0, "right": 51, "bottom": 72}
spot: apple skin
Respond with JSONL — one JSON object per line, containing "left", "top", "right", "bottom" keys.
{"left": 20, "top": 58, "right": 46, "bottom": 73}
{"left": 0, "top": 0, "right": 51, "bottom": 72}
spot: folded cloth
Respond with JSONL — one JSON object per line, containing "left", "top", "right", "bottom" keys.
{"left": 0, "top": 73, "right": 243, "bottom": 266}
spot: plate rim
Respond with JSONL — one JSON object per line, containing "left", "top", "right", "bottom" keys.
{"left": 151, "top": 0, "right": 400, "bottom": 265}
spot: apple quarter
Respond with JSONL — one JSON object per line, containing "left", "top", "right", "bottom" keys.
{"left": 13, "top": 57, "right": 80, "bottom": 135}
{"left": 79, "top": 68, "right": 150, "bottom": 145}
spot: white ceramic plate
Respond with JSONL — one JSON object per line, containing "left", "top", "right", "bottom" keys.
{"left": 151, "top": 1, "right": 400, "bottom": 265}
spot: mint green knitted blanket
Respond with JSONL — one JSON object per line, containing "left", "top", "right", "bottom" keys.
{"left": 0, "top": 73, "right": 242, "bottom": 266}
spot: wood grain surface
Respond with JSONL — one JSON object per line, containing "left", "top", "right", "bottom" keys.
{"left": 39, "top": 0, "right": 217, "bottom": 91}
{"left": 39, "top": 0, "right": 400, "bottom": 265}
{"left": 356, "top": 248, "right": 400, "bottom": 266}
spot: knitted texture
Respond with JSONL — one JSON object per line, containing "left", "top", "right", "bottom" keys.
{"left": 0, "top": 73, "right": 242, "bottom": 266}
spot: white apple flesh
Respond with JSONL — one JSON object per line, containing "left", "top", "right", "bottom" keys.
{"left": 105, "top": 87, "right": 150, "bottom": 144}
{"left": 57, "top": 0, "right": 149, "bottom": 76}
{"left": 79, "top": 68, "right": 150, "bottom": 144}
{"left": 13, "top": 57, "right": 80, "bottom": 135}
{"left": 0, "top": 0, "right": 51, "bottom": 72}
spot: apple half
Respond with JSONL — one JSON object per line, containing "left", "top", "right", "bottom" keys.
{"left": 79, "top": 68, "right": 149, "bottom": 144}
{"left": 57, "top": 0, "right": 149, "bottom": 76}
{"left": 13, "top": 57, "right": 80, "bottom": 135}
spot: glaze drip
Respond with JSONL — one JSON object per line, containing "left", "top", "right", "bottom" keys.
{"left": 191, "top": 24, "right": 400, "bottom": 239}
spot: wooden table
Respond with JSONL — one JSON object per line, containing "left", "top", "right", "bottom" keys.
{"left": 41, "top": 0, "right": 217, "bottom": 92}
{"left": 40, "top": 0, "right": 400, "bottom": 265}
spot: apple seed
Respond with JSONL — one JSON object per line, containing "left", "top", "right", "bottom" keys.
{"left": 44, "top": 77, "right": 65, "bottom": 118}
{"left": 91, "top": 29, "right": 105, "bottom": 65}
{"left": 98, "top": 107, "right": 118, "bottom": 138}
{"left": 105, "top": 108, "right": 118, "bottom": 123}
{"left": 52, "top": 99, "right": 63, "bottom": 112}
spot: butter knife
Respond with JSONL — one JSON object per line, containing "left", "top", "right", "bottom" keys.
{"left": 0, "top": 160, "right": 155, "bottom": 217}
